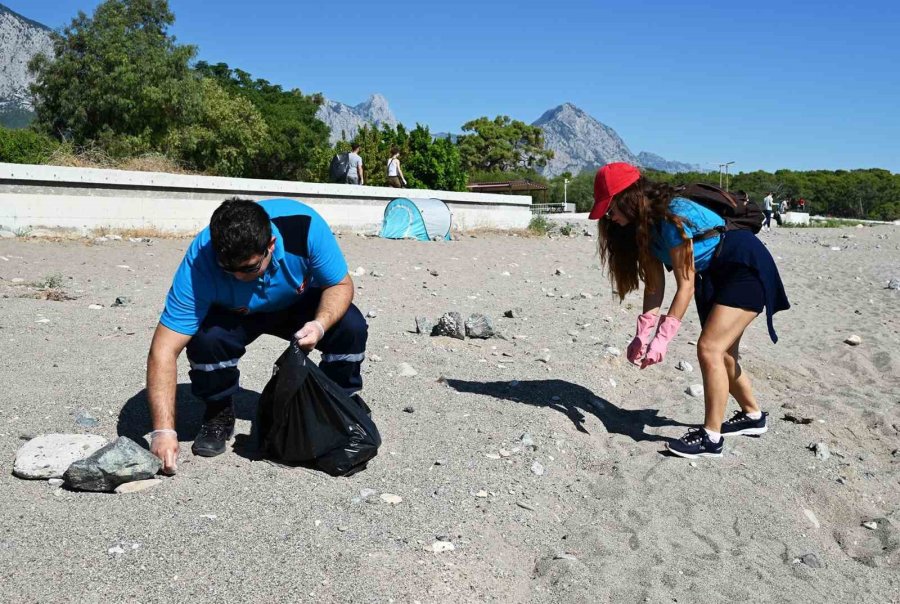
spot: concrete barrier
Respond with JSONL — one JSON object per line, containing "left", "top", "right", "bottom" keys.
{"left": 0, "top": 163, "right": 532, "bottom": 234}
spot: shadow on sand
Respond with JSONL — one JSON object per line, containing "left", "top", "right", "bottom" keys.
{"left": 445, "top": 378, "right": 687, "bottom": 443}
{"left": 116, "top": 384, "right": 261, "bottom": 451}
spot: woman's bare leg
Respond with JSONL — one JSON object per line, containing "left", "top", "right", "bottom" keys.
{"left": 723, "top": 334, "right": 760, "bottom": 414}
{"left": 696, "top": 306, "right": 759, "bottom": 432}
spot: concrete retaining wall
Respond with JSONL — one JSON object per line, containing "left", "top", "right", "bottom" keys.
{"left": 0, "top": 163, "right": 532, "bottom": 234}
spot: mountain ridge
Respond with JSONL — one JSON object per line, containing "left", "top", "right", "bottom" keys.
{"left": 0, "top": 3, "right": 54, "bottom": 126}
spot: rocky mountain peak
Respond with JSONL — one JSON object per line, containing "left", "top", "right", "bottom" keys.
{"left": 0, "top": 3, "right": 54, "bottom": 125}
{"left": 316, "top": 93, "right": 399, "bottom": 144}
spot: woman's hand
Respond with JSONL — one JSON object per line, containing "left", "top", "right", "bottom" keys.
{"left": 640, "top": 315, "right": 682, "bottom": 368}
{"left": 626, "top": 312, "right": 659, "bottom": 365}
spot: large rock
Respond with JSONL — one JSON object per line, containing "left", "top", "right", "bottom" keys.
{"left": 431, "top": 312, "right": 465, "bottom": 339}
{"left": 13, "top": 434, "right": 108, "bottom": 479}
{"left": 64, "top": 436, "right": 161, "bottom": 492}
{"left": 465, "top": 314, "right": 495, "bottom": 339}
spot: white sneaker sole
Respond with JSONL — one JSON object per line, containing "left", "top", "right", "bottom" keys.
{"left": 722, "top": 425, "right": 768, "bottom": 437}
{"left": 665, "top": 445, "right": 723, "bottom": 459}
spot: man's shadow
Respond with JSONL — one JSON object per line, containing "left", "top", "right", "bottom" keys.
{"left": 117, "top": 384, "right": 261, "bottom": 450}
{"left": 445, "top": 378, "right": 687, "bottom": 443}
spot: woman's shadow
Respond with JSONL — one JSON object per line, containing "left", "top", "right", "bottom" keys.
{"left": 116, "top": 384, "right": 260, "bottom": 448}
{"left": 445, "top": 378, "right": 686, "bottom": 442}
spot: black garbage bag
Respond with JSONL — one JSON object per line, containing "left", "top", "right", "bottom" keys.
{"left": 257, "top": 343, "right": 381, "bottom": 476}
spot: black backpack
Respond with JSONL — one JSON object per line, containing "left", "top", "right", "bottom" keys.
{"left": 257, "top": 344, "right": 381, "bottom": 476}
{"left": 676, "top": 183, "right": 764, "bottom": 234}
{"left": 329, "top": 152, "right": 351, "bottom": 183}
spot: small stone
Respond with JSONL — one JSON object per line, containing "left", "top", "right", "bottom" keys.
{"left": 359, "top": 488, "right": 377, "bottom": 499}
{"left": 676, "top": 360, "right": 694, "bottom": 372}
{"left": 432, "top": 312, "right": 465, "bottom": 339}
{"left": 862, "top": 521, "right": 878, "bottom": 530}
{"left": 516, "top": 501, "right": 536, "bottom": 511}
{"left": 114, "top": 478, "right": 162, "bottom": 494}
{"left": 844, "top": 335, "right": 862, "bottom": 346}
{"left": 366, "top": 309, "right": 377, "bottom": 318}
{"left": 809, "top": 442, "right": 831, "bottom": 460}
{"left": 112, "top": 296, "right": 131, "bottom": 307}
{"left": 887, "top": 278, "right": 900, "bottom": 290}
{"left": 475, "top": 490, "right": 488, "bottom": 498}
{"left": 370, "top": 270, "right": 384, "bottom": 278}
{"left": 465, "top": 314, "right": 495, "bottom": 339}
{"left": 580, "top": 292, "right": 593, "bottom": 299}
{"left": 686, "top": 384, "right": 704, "bottom": 398}
{"left": 803, "top": 509, "right": 821, "bottom": 529}
{"left": 402, "top": 406, "right": 415, "bottom": 413}
{"left": 797, "top": 553, "right": 823, "bottom": 568}
{"left": 108, "top": 545, "right": 126, "bottom": 555}
{"left": 689, "top": 461, "right": 697, "bottom": 468}
{"left": 48, "top": 478, "right": 64, "bottom": 487}
{"left": 554, "top": 268, "right": 566, "bottom": 276}
{"left": 484, "top": 453, "right": 501, "bottom": 460}
{"left": 605, "top": 346, "right": 621, "bottom": 357}
{"left": 337, "top": 525, "right": 349, "bottom": 532}
{"left": 64, "top": 436, "right": 162, "bottom": 492}
{"left": 352, "top": 267, "right": 366, "bottom": 277}
{"left": 415, "top": 316, "right": 434, "bottom": 335}
{"left": 380, "top": 493, "right": 402, "bottom": 505}
{"left": 398, "top": 363, "right": 418, "bottom": 377}
{"left": 531, "top": 461, "right": 545, "bottom": 476}
{"left": 498, "top": 449, "right": 511, "bottom": 458}
{"left": 13, "top": 434, "right": 108, "bottom": 479}
{"left": 88, "top": 304, "right": 103, "bottom": 310}
{"left": 74, "top": 409, "right": 100, "bottom": 428}
{"left": 503, "top": 308, "right": 523, "bottom": 318}
{"left": 368, "top": 354, "right": 382, "bottom": 362}
{"left": 428, "top": 541, "right": 455, "bottom": 553}
{"left": 520, "top": 433, "right": 535, "bottom": 448}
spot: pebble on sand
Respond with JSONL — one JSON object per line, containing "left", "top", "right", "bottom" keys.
{"left": 428, "top": 541, "right": 455, "bottom": 553}
{"left": 64, "top": 436, "right": 162, "bottom": 492}
{"left": 844, "top": 335, "right": 862, "bottom": 346}
{"left": 686, "top": 384, "right": 704, "bottom": 398}
{"left": 531, "top": 461, "right": 545, "bottom": 476}
{"left": 13, "top": 434, "right": 108, "bottom": 479}
{"left": 398, "top": 363, "right": 418, "bottom": 377}
{"left": 380, "top": 493, "right": 402, "bottom": 505}
{"left": 114, "top": 478, "right": 162, "bottom": 494}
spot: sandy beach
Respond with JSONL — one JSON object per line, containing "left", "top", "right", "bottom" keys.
{"left": 0, "top": 223, "right": 898, "bottom": 603}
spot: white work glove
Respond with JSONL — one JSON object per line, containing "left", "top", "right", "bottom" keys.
{"left": 294, "top": 320, "right": 325, "bottom": 352}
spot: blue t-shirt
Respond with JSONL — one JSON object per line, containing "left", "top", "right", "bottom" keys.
{"left": 651, "top": 197, "right": 726, "bottom": 272}
{"left": 160, "top": 198, "right": 349, "bottom": 336}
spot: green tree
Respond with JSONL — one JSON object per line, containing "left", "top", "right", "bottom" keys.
{"left": 403, "top": 127, "right": 467, "bottom": 191}
{"left": 193, "top": 61, "right": 330, "bottom": 181}
{"left": 29, "top": 0, "right": 197, "bottom": 153}
{"left": 0, "top": 127, "right": 60, "bottom": 164}
{"left": 163, "top": 78, "right": 268, "bottom": 176}
{"left": 456, "top": 115, "right": 553, "bottom": 173}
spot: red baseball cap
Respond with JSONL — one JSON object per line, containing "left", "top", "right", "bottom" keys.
{"left": 589, "top": 162, "right": 641, "bottom": 219}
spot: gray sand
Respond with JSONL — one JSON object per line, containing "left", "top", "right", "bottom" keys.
{"left": 1, "top": 226, "right": 898, "bottom": 602}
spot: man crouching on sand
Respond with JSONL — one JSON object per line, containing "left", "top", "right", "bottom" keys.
{"left": 146, "top": 198, "right": 368, "bottom": 473}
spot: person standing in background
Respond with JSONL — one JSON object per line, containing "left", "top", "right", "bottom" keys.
{"left": 347, "top": 143, "right": 364, "bottom": 185}
{"left": 386, "top": 147, "right": 407, "bottom": 188}
{"left": 763, "top": 192, "right": 774, "bottom": 231}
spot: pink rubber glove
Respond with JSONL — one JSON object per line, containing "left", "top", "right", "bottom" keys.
{"left": 626, "top": 312, "right": 659, "bottom": 365}
{"left": 640, "top": 315, "right": 682, "bottom": 369}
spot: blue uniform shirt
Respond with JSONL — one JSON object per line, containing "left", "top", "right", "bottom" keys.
{"left": 160, "top": 198, "right": 348, "bottom": 336}
{"left": 651, "top": 197, "right": 726, "bottom": 272}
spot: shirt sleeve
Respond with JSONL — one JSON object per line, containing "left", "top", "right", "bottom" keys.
{"left": 159, "top": 247, "right": 215, "bottom": 336}
{"left": 307, "top": 213, "right": 349, "bottom": 287}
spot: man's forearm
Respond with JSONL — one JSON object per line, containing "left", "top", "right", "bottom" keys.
{"left": 147, "top": 350, "right": 179, "bottom": 430}
{"left": 314, "top": 278, "right": 354, "bottom": 331}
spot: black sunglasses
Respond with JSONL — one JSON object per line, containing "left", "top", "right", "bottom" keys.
{"left": 219, "top": 248, "right": 269, "bottom": 274}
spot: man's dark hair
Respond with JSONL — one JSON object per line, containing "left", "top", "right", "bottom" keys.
{"left": 351, "top": 143, "right": 361, "bottom": 151}
{"left": 209, "top": 198, "right": 272, "bottom": 266}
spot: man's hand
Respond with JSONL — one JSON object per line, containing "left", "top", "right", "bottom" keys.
{"left": 294, "top": 320, "right": 325, "bottom": 352}
{"left": 150, "top": 430, "right": 179, "bottom": 475}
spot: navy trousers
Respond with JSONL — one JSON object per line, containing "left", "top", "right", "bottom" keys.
{"left": 185, "top": 290, "right": 368, "bottom": 402}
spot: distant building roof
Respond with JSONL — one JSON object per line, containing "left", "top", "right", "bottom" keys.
{"left": 466, "top": 179, "right": 548, "bottom": 194}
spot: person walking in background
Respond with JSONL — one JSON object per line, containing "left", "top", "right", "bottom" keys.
{"left": 589, "top": 163, "right": 789, "bottom": 459}
{"left": 386, "top": 147, "right": 407, "bottom": 188}
{"left": 763, "top": 192, "right": 774, "bottom": 231}
{"left": 347, "top": 143, "right": 364, "bottom": 185}
{"left": 780, "top": 199, "right": 789, "bottom": 214}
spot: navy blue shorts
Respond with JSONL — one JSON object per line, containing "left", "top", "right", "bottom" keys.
{"left": 695, "top": 262, "right": 765, "bottom": 325}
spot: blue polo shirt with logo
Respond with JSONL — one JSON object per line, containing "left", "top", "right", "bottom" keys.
{"left": 160, "top": 198, "right": 348, "bottom": 336}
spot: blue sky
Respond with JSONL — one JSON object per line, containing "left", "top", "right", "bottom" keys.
{"left": 7, "top": 0, "right": 900, "bottom": 173}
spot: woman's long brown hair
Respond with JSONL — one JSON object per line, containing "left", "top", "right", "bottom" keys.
{"left": 597, "top": 177, "right": 694, "bottom": 301}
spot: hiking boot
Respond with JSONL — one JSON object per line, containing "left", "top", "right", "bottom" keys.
{"left": 191, "top": 400, "right": 235, "bottom": 457}
{"left": 721, "top": 410, "right": 769, "bottom": 436}
{"left": 666, "top": 428, "right": 724, "bottom": 459}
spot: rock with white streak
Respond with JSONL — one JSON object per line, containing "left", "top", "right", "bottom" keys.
{"left": 13, "top": 434, "right": 108, "bottom": 479}
{"left": 64, "top": 436, "right": 161, "bottom": 492}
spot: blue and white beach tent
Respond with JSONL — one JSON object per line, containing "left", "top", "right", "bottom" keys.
{"left": 379, "top": 197, "right": 452, "bottom": 241}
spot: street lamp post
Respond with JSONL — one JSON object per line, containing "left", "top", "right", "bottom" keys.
{"left": 564, "top": 178, "right": 569, "bottom": 210}
{"left": 719, "top": 161, "right": 735, "bottom": 191}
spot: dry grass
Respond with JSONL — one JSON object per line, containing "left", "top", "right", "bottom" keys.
{"left": 19, "top": 289, "right": 78, "bottom": 302}
{"left": 46, "top": 148, "right": 196, "bottom": 175}
{"left": 460, "top": 227, "right": 535, "bottom": 238}
{"left": 93, "top": 226, "right": 194, "bottom": 240}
